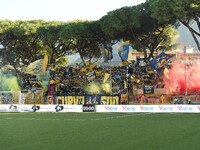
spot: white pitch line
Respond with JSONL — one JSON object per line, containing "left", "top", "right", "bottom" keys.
{"left": 0, "top": 113, "right": 152, "bottom": 121}
{"left": 91, "top": 112, "right": 151, "bottom": 121}
{"left": 0, "top": 117, "right": 87, "bottom": 121}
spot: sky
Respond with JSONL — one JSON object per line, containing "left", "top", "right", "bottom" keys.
{"left": 0, "top": 0, "right": 146, "bottom": 22}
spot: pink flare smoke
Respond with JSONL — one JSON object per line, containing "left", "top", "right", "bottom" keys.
{"left": 163, "top": 59, "right": 200, "bottom": 94}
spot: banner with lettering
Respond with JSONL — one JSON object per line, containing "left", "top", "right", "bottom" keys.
{"left": 143, "top": 85, "right": 155, "bottom": 94}
{"left": 55, "top": 95, "right": 121, "bottom": 105}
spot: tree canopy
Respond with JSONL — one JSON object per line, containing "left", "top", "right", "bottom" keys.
{"left": 0, "top": 20, "right": 46, "bottom": 68}
{"left": 151, "top": 0, "right": 200, "bottom": 50}
{"left": 60, "top": 20, "right": 106, "bottom": 65}
{"left": 1, "top": 0, "right": 192, "bottom": 68}
{"left": 37, "top": 21, "right": 75, "bottom": 66}
{"left": 100, "top": 2, "right": 179, "bottom": 61}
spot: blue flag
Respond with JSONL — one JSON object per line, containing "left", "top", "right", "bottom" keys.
{"left": 149, "top": 52, "right": 174, "bottom": 71}
{"left": 100, "top": 44, "right": 113, "bottom": 63}
{"left": 114, "top": 74, "right": 121, "bottom": 80}
{"left": 117, "top": 41, "right": 129, "bottom": 62}
{"left": 105, "top": 46, "right": 113, "bottom": 61}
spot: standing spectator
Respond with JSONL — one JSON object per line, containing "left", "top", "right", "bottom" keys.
{"left": 48, "top": 80, "right": 56, "bottom": 96}
{"left": 188, "top": 98, "right": 191, "bottom": 104}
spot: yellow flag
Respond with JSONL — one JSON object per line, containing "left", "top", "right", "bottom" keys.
{"left": 124, "top": 80, "right": 127, "bottom": 89}
{"left": 19, "top": 58, "right": 24, "bottom": 66}
{"left": 25, "top": 59, "right": 43, "bottom": 75}
{"left": 25, "top": 55, "right": 48, "bottom": 75}
{"left": 103, "top": 73, "right": 110, "bottom": 83}
{"left": 79, "top": 64, "right": 96, "bottom": 75}
{"left": 164, "top": 68, "right": 169, "bottom": 79}
{"left": 41, "top": 55, "right": 48, "bottom": 76}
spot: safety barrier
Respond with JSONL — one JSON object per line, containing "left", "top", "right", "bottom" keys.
{"left": 132, "top": 94, "right": 172, "bottom": 105}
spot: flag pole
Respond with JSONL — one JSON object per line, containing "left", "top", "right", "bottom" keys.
{"left": 169, "top": 71, "right": 172, "bottom": 103}
{"left": 109, "top": 62, "right": 112, "bottom": 96}
{"left": 184, "top": 46, "right": 187, "bottom": 104}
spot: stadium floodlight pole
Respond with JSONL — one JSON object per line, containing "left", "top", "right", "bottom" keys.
{"left": 184, "top": 46, "right": 187, "bottom": 104}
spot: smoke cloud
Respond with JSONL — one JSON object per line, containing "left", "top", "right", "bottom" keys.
{"left": 0, "top": 70, "right": 21, "bottom": 91}
{"left": 163, "top": 59, "right": 200, "bottom": 93}
{"left": 84, "top": 81, "right": 111, "bottom": 95}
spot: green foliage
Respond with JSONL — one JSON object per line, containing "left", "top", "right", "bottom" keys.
{"left": 151, "top": 0, "right": 200, "bottom": 50}
{"left": 0, "top": 20, "right": 76, "bottom": 68}
{"left": 0, "top": 20, "right": 46, "bottom": 67}
{"left": 1, "top": 0, "right": 195, "bottom": 66}
{"left": 60, "top": 20, "right": 104, "bottom": 64}
{"left": 37, "top": 21, "right": 75, "bottom": 65}
{"left": 151, "top": 0, "right": 200, "bottom": 23}
{"left": 100, "top": 6, "right": 140, "bottom": 39}
{"left": 100, "top": 2, "right": 179, "bottom": 60}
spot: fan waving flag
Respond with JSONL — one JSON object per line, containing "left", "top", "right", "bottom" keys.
{"left": 163, "top": 68, "right": 170, "bottom": 79}
{"left": 25, "top": 55, "right": 48, "bottom": 76}
{"left": 150, "top": 52, "right": 174, "bottom": 71}
{"left": 117, "top": 41, "right": 130, "bottom": 63}
{"left": 105, "top": 46, "right": 113, "bottom": 61}
{"left": 25, "top": 59, "right": 44, "bottom": 75}
{"left": 19, "top": 58, "right": 24, "bottom": 66}
{"left": 103, "top": 73, "right": 110, "bottom": 83}
{"left": 100, "top": 43, "right": 113, "bottom": 63}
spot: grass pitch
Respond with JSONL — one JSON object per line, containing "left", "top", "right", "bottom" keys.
{"left": 0, "top": 112, "right": 200, "bottom": 150}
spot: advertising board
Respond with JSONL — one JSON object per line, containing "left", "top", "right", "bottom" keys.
{"left": 96, "top": 105, "right": 200, "bottom": 113}
{"left": 0, "top": 105, "right": 82, "bottom": 112}
{"left": 1, "top": 104, "right": 200, "bottom": 113}
{"left": 83, "top": 104, "right": 95, "bottom": 112}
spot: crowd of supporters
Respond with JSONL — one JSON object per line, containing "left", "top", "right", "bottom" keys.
{"left": 19, "top": 61, "right": 163, "bottom": 96}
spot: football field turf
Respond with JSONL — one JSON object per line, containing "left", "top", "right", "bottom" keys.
{"left": 0, "top": 112, "right": 200, "bottom": 150}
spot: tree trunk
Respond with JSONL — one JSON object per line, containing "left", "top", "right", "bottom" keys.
{"left": 194, "top": 16, "right": 200, "bottom": 35}
{"left": 181, "top": 20, "right": 200, "bottom": 51}
{"left": 3, "top": 45, "right": 7, "bottom": 65}
{"left": 80, "top": 55, "right": 87, "bottom": 65}
{"left": 93, "top": 56, "right": 103, "bottom": 64}
{"left": 130, "top": 28, "right": 147, "bottom": 61}
{"left": 147, "top": 48, "right": 154, "bottom": 61}
{"left": 188, "top": 26, "right": 200, "bottom": 51}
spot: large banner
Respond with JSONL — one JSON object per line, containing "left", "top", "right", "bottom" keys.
{"left": 56, "top": 96, "right": 85, "bottom": 105}
{"left": 56, "top": 95, "right": 121, "bottom": 105}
